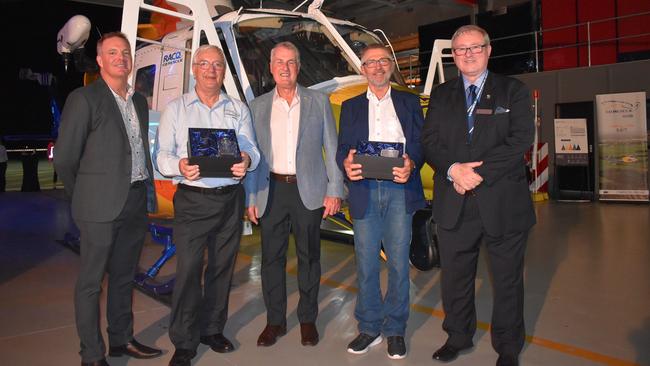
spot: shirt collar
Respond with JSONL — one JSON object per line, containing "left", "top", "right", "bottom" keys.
{"left": 185, "top": 88, "right": 231, "bottom": 108}
{"left": 107, "top": 83, "right": 135, "bottom": 102}
{"left": 366, "top": 86, "right": 392, "bottom": 103}
{"left": 273, "top": 86, "right": 300, "bottom": 104}
{"left": 462, "top": 70, "right": 488, "bottom": 90}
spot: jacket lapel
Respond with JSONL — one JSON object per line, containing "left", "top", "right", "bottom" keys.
{"left": 391, "top": 90, "right": 410, "bottom": 141}
{"left": 297, "top": 85, "right": 311, "bottom": 150}
{"left": 471, "top": 73, "right": 496, "bottom": 142}
{"left": 98, "top": 78, "right": 130, "bottom": 144}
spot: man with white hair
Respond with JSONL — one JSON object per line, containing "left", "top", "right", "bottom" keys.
{"left": 154, "top": 44, "right": 260, "bottom": 366}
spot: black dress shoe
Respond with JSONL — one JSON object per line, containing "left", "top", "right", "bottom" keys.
{"left": 200, "top": 333, "right": 235, "bottom": 353}
{"left": 108, "top": 339, "right": 163, "bottom": 359}
{"left": 256, "top": 324, "right": 287, "bottom": 347}
{"left": 168, "top": 349, "right": 196, "bottom": 366}
{"left": 81, "top": 359, "right": 109, "bottom": 366}
{"left": 496, "top": 354, "right": 519, "bottom": 366}
{"left": 432, "top": 343, "right": 473, "bottom": 362}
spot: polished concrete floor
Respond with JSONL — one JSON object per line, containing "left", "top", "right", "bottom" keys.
{"left": 0, "top": 190, "right": 648, "bottom": 366}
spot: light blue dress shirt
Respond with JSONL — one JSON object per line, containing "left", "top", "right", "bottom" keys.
{"left": 154, "top": 89, "right": 260, "bottom": 188}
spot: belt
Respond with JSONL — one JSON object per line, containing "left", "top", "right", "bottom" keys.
{"left": 270, "top": 172, "right": 297, "bottom": 184}
{"left": 178, "top": 183, "right": 239, "bottom": 194}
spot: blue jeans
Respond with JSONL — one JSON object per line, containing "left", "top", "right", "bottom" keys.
{"left": 353, "top": 180, "right": 412, "bottom": 337}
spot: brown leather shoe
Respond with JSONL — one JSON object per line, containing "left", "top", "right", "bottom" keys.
{"left": 300, "top": 323, "right": 319, "bottom": 346}
{"left": 256, "top": 324, "right": 287, "bottom": 347}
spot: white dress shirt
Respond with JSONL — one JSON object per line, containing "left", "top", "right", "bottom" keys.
{"left": 270, "top": 87, "right": 300, "bottom": 175}
{"left": 367, "top": 87, "right": 405, "bottom": 148}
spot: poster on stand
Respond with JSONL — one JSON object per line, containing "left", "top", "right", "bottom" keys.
{"left": 554, "top": 118, "right": 589, "bottom": 166}
{"left": 595, "top": 92, "right": 648, "bottom": 202}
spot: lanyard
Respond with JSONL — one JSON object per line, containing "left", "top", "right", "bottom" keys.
{"left": 466, "top": 71, "right": 488, "bottom": 118}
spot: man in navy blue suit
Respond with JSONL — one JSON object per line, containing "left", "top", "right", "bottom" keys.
{"left": 336, "top": 44, "right": 425, "bottom": 360}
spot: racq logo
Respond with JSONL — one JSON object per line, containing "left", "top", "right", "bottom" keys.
{"left": 162, "top": 51, "right": 183, "bottom": 66}
{"left": 600, "top": 100, "right": 639, "bottom": 114}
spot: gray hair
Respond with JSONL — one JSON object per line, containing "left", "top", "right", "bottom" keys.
{"left": 451, "top": 25, "right": 491, "bottom": 46}
{"left": 192, "top": 44, "right": 226, "bottom": 64}
{"left": 270, "top": 41, "right": 301, "bottom": 65}
{"left": 359, "top": 43, "right": 390, "bottom": 62}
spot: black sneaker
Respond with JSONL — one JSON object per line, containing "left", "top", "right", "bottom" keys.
{"left": 347, "top": 333, "right": 383, "bottom": 354}
{"left": 387, "top": 336, "right": 407, "bottom": 359}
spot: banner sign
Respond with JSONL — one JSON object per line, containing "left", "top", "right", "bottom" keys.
{"left": 595, "top": 92, "right": 648, "bottom": 202}
{"left": 554, "top": 118, "right": 589, "bottom": 166}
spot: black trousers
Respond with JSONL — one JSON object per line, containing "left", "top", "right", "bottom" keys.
{"left": 169, "top": 184, "right": 243, "bottom": 350}
{"left": 260, "top": 179, "right": 323, "bottom": 326}
{"left": 438, "top": 195, "right": 528, "bottom": 356}
{"left": 0, "top": 161, "right": 6, "bottom": 191}
{"left": 74, "top": 182, "right": 146, "bottom": 363}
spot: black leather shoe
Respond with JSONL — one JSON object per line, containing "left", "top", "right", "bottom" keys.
{"left": 81, "top": 359, "right": 109, "bottom": 366}
{"left": 200, "top": 333, "right": 235, "bottom": 353}
{"left": 168, "top": 349, "right": 196, "bottom": 366}
{"left": 432, "top": 343, "right": 473, "bottom": 362}
{"left": 496, "top": 354, "right": 519, "bottom": 366}
{"left": 108, "top": 339, "right": 162, "bottom": 359}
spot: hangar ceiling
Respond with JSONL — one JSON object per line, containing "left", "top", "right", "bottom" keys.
{"left": 66, "top": 0, "right": 533, "bottom": 41}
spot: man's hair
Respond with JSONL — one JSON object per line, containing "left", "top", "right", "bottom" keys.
{"left": 359, "top": 43, "right": 391, "bottom": 62}
{"left": 192, "top": 44, "right": 226, "bottom": 64}
{"left": 270, "top": 41, "right": 301, "bottom": 65}
{"left": 96, "top": 31, "right": 131, "bottom": 55}
{"left": 451, "top": 25, "right": 491, "bottom": 46}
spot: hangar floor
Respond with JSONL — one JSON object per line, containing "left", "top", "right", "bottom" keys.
{"left": 0, "top": 189, "right": 648, "bottom": 366}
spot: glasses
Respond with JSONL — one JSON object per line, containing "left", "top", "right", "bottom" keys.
{"left": 452, "top": 44, "right": 487, "bottom": 56}
{"left": 362, "top": 57, "right": 393, "bottom": 68}
{"left": 193, "top": 60, "right": 225, "bottom": 70}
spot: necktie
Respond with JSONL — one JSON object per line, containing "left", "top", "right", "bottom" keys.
{"left": 467, "top": 84, "right": 477, "bottom": 138}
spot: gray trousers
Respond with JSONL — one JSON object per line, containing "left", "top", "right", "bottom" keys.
{"left": 74, "top": 183, "right": 146, "bottom": 363}
{"left": 169, "top": 184, "right": 244, "bottom": 350}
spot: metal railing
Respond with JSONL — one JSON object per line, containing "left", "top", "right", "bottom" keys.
{"left": 405, "top": 10, "right": 650, "bottom": 88}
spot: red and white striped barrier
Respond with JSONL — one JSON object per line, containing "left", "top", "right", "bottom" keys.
{"left": 529, "top": 142, "right": 549, "bottom": 197}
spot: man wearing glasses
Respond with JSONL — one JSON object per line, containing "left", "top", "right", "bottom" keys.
{"left": 244, "top": 41, "right": 344, "bottom": 348}
{"left": 154, "top": 45, "right": 260, "bottom": 366}
{"left": 422, "top": 25, "right": 535, "bottom": 366}
{"left": 336, "top": 44, "right": 425, "bottom": 359}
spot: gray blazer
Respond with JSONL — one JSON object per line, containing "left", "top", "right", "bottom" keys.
{"left": 55, "top": 78, "right": 156, "bottom": 222}
{"left": 244, "top": 85, "right": 344, "bottom": 215}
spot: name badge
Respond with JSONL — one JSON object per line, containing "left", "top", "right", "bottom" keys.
{"left": 476, "top": 108, "right": 493, "bottom": 115}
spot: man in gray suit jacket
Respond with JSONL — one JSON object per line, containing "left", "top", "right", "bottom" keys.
{"left": 55, "top": 32, "right": 161, "bottom": 366}
{"left": 244, "top": 41, "right": 344, "bottom": 348}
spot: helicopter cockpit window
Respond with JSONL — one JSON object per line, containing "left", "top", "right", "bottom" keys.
{"left": 135, "top": 64, "right": 156, "bottom": 109}
{"left": 233, "top": 16, "right": 386, "bottom": 97}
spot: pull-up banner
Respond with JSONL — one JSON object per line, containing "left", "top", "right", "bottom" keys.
{"left": 595, "top": 92, "right": 648, "bottom": 202}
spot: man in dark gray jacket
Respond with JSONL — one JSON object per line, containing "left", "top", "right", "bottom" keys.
{"left": 55, "top": 32, "right": 161, "bottom": 366}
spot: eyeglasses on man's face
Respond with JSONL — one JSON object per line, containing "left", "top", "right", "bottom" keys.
{"left": 452, "top": 44, "right": 487, "bottom": 56}
{"left": 362, "top": 57, "right": 393, "bottom": 68}
{"left": 194, "top": 60, "right": 226, "bottom": 70}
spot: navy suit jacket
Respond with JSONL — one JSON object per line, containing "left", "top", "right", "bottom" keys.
{"left": 336, "top": 89, "right": 426, "bottom": 219}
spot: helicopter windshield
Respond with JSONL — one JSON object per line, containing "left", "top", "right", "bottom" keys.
{"left": 233, "top": 15, "right": 401, "bottom": 96}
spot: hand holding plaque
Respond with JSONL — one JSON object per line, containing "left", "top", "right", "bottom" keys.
{"left": 352, "top": 140, "right": 405, "bottom": 180}
{"left": 187, "top": 128, "right": 242, "bottom": 177}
